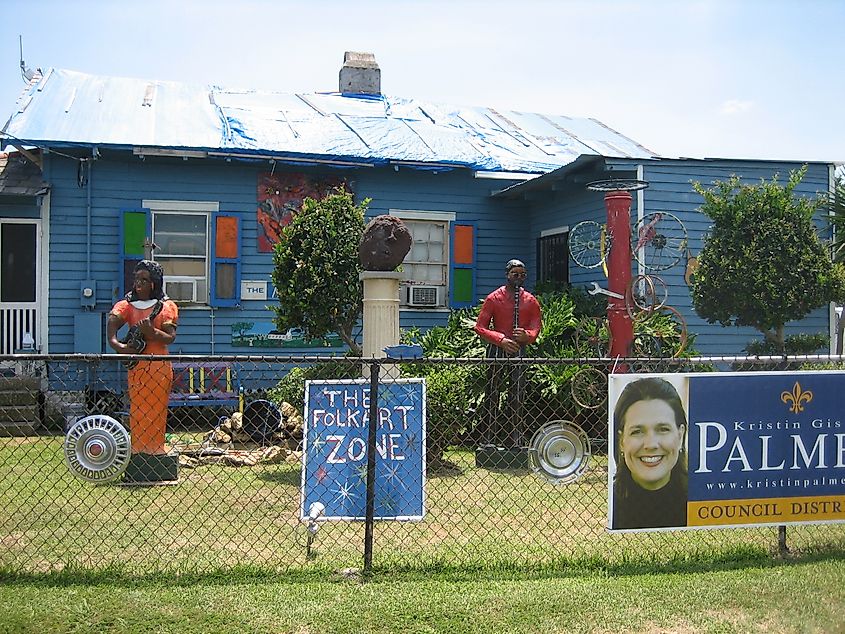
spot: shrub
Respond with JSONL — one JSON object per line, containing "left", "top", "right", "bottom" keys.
{"left": 266, "top": 359, "right": 359, "bottom": 412}
{"left": 744, "top": 333, "right": 830, "bottom": 356}
{"left": 270, "top": 187, "right": 369, "bottom": 354}
{"left": 402, "top": 290, "right": 581, "bottom": 452}
{"left": 420, "top": 364, "right": 484, "bottom": 463}
{"left": 401, "top": 307, "right": 486, "bottom": 358}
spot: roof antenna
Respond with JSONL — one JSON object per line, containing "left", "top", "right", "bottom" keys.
{"left": 19, "top": 35, "right": 35, "bottom": 83}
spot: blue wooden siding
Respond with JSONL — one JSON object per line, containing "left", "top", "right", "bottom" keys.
{"left": 527, "top": 169, "right": 639, "bottom": 291}
{"left": 361, "top": 169, "right": 530, "bottom": 303}
{"left": 40, "top": 151, "right": 835, "bottom": 358}
{"left": 43, "top": 153, "right": 528, "bottom": 354}
{"left": 641, "top": 160, "right": 832, "bottom": 355}
{"left": 518, "top": 158, "right": 833, "bottom": 355}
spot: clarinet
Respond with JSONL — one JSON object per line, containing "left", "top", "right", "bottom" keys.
{"left": 511, "top": 281, "right": 524, "bottom": 445}
{"left": 511, "top": 283, "right": 521, "bottom": 357}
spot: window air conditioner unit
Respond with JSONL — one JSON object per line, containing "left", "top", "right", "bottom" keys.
{"left": 407, "top": 285, "right": 440, "bottom": 307}
{"left": 164, "top": 278, "right": 198, "bottom": 303}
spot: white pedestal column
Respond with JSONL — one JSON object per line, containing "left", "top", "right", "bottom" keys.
{"left": 360, "top": 271, "right": 403, "bottom": 380}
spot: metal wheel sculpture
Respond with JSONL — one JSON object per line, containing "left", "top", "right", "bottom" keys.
{"left": 625, "top": 274, "right": 668, "bottom": 318}
{"left": 631, "top": 305, "right": 688, "bottom": 359}
{"left": 632, "top": 212, "right": 688, "bottom": 272}
{"left": 64, "top": 414, "right": 132, "bottom": 483}
{"left": 586, "top": 179, "right": 650, "bottom": 192}
{"left": 573, "top": 316, "right": 612, "bottom": 358}
{"left": 569, "top": 221, "right": 611, "bottom": 269}
{"left": 528, "top": 420, "right": 591, "bottom": 484}
{"left": 570, "top": 366, "right": 608, "bottom": 410}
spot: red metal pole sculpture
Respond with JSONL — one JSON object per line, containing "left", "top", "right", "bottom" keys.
{"left": 604, "top": 190, "right": 634, "bottom": 359}
{"left": 585, "top": 178, "right": 650, "bottom": 361}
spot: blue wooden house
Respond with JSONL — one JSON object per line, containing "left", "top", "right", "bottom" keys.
{"left": 0, "top": 53, "right": 837, "bottom": 358}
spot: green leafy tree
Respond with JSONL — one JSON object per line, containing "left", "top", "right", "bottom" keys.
{"left": 271, "top": 187, "right": 369, "bottom": 355}
{"left": 692, "top": 167, "right": 845, "bottom": 352}
{"left": 231, "top": 322, "right": 254, "bottom": 338}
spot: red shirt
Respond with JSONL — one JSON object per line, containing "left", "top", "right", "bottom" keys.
{"left": 474, "top": 285, "right": 542, "bottom": 348}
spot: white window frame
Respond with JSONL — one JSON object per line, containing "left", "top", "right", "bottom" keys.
{"left": 389, "top": 210, "right": 455, "bottom": 309}
{"left": 142, "top": 199, "right": 219, "bottom": 306}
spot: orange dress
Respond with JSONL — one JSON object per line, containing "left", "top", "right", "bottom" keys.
{"left": 110, "top": 299, "right": 179, "bottom": 454}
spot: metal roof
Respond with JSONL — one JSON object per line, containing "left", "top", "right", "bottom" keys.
{"left": 1, "top": 68, "right": 659, "bottom": 174}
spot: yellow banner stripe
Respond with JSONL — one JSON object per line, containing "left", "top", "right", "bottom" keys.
{"left": 688, "top": 495, "right": 845, "bottom": 527}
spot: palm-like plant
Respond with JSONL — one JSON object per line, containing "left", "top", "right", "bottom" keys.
{"left": 827, "top": 170, "right": 845, "bottom": 352}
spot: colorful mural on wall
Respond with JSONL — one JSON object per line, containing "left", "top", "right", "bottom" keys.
{"left": 256, "top": 172, "right": 344, "bottom": 252}
{"left": 231, "top": 321, "right": 344, "bottom": 349}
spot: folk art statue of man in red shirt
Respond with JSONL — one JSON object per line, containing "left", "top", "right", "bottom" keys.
{"left": 474, "top": 259, "right": 542, "bottom": 450}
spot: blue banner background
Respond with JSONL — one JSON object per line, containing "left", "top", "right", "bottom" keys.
{"left": 688, "top": 373, "right": 845, "bottom": 501}
{"left": 301, "top": 379, "right": 426, "bottom": 520}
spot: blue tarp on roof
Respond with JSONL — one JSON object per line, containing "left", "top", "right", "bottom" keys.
{"left": 2, "top": 68, "right": 658, "bottom": 173}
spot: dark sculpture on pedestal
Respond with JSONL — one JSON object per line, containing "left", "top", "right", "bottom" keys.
{"left": 358, "top": 215, "right": 412, "bottom": 271}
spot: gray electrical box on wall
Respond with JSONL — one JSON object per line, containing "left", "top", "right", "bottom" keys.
{"left": 74, "top": 313, "right": 103, "bottom": 353}
{"left": 81, "top": 280, "right": 97, "bottom": 308}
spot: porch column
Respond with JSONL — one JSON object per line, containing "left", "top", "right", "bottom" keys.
{"left": 360, "top": 271, "right": 402, "bottom": 380}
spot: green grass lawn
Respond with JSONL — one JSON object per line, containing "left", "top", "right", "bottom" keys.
{"left": 1, "top": 554, "right": 844, "bottom": 633}
{"left": 2, "top": 434, "right": 845, "bottom": 632}
{"left": 2, "top": 436, "right": 844, "bottom": 575}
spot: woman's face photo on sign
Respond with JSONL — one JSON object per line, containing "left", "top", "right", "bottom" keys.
{"left": 619, "top": 398, "right": 685, "bottom": 491}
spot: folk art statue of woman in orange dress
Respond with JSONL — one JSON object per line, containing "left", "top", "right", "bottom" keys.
{"left": 107, "top": 261, "right": 178, "bottom": 466}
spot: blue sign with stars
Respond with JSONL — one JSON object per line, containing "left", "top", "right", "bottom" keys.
{"left": 301, "top": 379, "right": 426, "bottom": 520}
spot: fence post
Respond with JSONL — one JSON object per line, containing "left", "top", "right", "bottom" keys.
{"left": 363, "top": 359, "right": 380, "bottom": 573}
{"left": 778, "top": 525, "right": 789, "bottom": 556}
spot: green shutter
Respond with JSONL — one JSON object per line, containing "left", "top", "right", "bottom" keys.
{"left": 120, "top": 209, "right": 150, "bottom": 296}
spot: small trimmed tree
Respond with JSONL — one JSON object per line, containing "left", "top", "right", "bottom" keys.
{"left": 271, "top": 187, "right": 369, "bottom": 355}
{"left": 692, "top": 167, "right": 845, "bottom": 352}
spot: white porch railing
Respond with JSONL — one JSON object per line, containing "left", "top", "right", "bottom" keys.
{"left": 0, "top": 307, "right": 38, "bottom": 354}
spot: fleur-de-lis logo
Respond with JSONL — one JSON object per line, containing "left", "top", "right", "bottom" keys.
{"left": 781, "top": 381, "right": 813, "bottom": 414}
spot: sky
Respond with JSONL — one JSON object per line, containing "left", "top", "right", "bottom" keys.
{"left": 1, "top": 0, "right": 843, "bottom": 163}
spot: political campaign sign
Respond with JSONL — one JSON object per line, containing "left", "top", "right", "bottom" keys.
{"left": 608, "top": 372, "right": 845, "bottom": 531}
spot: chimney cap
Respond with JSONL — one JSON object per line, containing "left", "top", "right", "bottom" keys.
{"left": 342, "top": 51, "right": 379, "bottom": 69}
{"left": 339, "top": 51, "right": 381, "bottom": 95}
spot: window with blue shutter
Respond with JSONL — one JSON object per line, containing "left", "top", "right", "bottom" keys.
{"left": 121, "top": 203, "right": 241, "bottom": 306}
{"left": 209, "top": 212, "right": 241, "bottom": 307}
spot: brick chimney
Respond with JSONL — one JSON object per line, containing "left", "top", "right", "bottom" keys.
{"left": 339, "top": 51, "right": 381, "bottom": 95}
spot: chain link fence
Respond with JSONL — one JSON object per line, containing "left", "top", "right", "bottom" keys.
{"left": 1, "top": 353, "right": 843, "bottom": 574}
